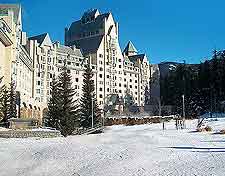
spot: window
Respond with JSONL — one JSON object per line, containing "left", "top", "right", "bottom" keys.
{"left": 124, "top": 84, "right": 127, "bottom": 88}
{"left": 135, "top": 80, "right": 138, "bottom": 83}
{"left": 130, "top": 79, "right": 132, "bottom": 82}
{"left": 67, "top": 61, "right": 71, "bottom": 65}
{"left": 130, "top": 85, "right": 132, "bottom": 88}
{"left": 99, "top": 67, "right": 103, "bottom": 71}
{"left": 99, "top": 74, "right": 103, "bottom": 78}
{"left": 135, "top": 86, "right": 138, "bottom": 89}
{"left": 99, "top": 87, "right": 103, "bottom": 91}
{"left": 119, "top": 65, "right": 122, "bottom": 68}
{"left": 36, "top": 89, "right": 40, "bottom": 94}
{"left": 119, "top": 83, "right": 121, "bottom": 87}
{"left": 124, "top": 78, "right": 126, "bottom": 82}
{"left": 107, "top": 75, "right": 110, "bottom": 78}
{"left": 119, "top": 59, "right": 122, "bottom": 62}
{"left": 37, "top": 81, "right": 40, "bottom": 85}
{"left": 119, "top": 90, "right": 122, "bottom": 93}
{"left": 107, "top": 88, "right": 110, "bottom": 92}
{"left": 135, "top": 92, "right": 137, "bottom": 95}
{"left": 99, "top": 94, "right": 103, "bottom": 98}
{"left": 58, "top": 60, "right": 62, "bottom": 63}
{"left": 99, "top": 54, "right": 103, "bottom": 58}
{"left": 99, "top": 61, "right": 103, "bottom": 64}
{"left": 67, "top": 70, "right": 71, "bottom": 74}
{"left": 41, "top": 48, "right": 44, "bottom": 53}
{"left": 75, "top": 78, "right": 79, "bottom": 82}
{"left": 124, "top": 72, "right": 126, "bottom": 75}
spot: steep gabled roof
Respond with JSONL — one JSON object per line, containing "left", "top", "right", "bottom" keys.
{"left": 29, "top": 33, "right": 52, "bottom": 47}
{"left": 82, "top": 9, "right": 99, "bottom": 19}
{"left": 128, "top": 54, "right": 146, "bottom": 63}
{"left": 29, "top": 33, "right": 47, "bottom": 44}
{"left": 123, "top": 41, "right": 138, "bottom": 55}
{"left": 68, "top": 13, "right": 110, "bottom": 40}
{"left": 71, "top": 35, "right": 104, "bottom": 55}
{"left": 56, "top": 45, "right": 83, "bottom": 57}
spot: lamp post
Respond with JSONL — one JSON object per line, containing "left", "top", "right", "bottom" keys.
{"left": 182, "top": 94, "right": 185, "bottom": 118}
{"left": 182, "top": 94, "right": 185, "bottom": 128}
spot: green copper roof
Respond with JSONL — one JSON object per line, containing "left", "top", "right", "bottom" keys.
{"left": 123, "top": 41, "right": 138, "bottom": 55}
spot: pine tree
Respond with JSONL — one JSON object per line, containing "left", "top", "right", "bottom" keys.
{"left": 0, "top": 76, "right": 4, "bottom": 116}
{"left": 57, "top": 64, "right": 78, "bottom": 136}
{"left": 80, "top": 64, "right": 101, "bottom": 128}
{"left": 124, "top": 88, "right": 137, "bottom": 114}
{"left": 8, "top": 81, "right": 17, "bottom": 119}
{"left": 0, "top": 86, "right": 10, "bottom": 127}
{"left": 45, "top": 74, "right": 61, "bottom": 129}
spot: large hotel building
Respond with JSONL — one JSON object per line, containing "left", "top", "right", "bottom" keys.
{"left": 0, "top": 5, "right": 151, "bottom": 121}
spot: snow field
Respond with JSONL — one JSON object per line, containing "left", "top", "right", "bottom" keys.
{"left": 0, "top": 119, "right": 225, "bottom": 176}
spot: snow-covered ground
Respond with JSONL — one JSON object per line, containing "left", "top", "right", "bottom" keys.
{"left": 1, "top": 119, "right": 225, "bottom": 176}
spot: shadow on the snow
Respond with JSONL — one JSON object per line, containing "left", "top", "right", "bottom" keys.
{"left": 191, "top": 150, "right": 225, "bottom": 153}
{"left": 187, "top": 130, "right": 199, "bottom": 133}
{"left": 165, "top": 146, "right": 225, "bottom": 150}
{"left": 201, "top": 140, "right": 225, "bottom": 143}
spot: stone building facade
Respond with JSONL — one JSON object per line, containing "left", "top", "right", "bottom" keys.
{"left": 65, "top": 9, "right": 151, "bottom": 108}
{"left": 0, "top": 4, "right": 40, "bottom": 120}
{"left": 0, "top": 6, "right": 152, "bottom": 122}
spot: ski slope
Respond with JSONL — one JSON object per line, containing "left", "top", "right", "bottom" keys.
{"left": 1, "top": 119, "right": 225, "bottom": 176}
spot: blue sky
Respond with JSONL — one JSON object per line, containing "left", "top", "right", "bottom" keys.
{"left": 2, "top": 0, "right": 225, "bottom": 63}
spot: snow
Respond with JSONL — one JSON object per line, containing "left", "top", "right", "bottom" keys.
{"left": 31, "top": 128, "right": 59, "bottom": 132}
{"left": 0, "top": 127, "right": 9, "bottom": 131}
{"left": 1, "top": 119, "right": 225, "bottom": 176}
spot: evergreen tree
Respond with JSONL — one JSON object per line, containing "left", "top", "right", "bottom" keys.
{"left": 124, "top": 88, "right": 139, "bottom": 114}
{"left": 0, "top": 86, "right": 10, "bottom": 127}
{"left": 57, "top": 64, "right": 78, "bottom": 136}
{"left": 45, "top": 75, "right": 61, "bottom": 129}
{"left": 8, "top": 81, "right": 17, "bottom": 119}
{"left": 80, "top": 64, "right": 101, "bottom": 128}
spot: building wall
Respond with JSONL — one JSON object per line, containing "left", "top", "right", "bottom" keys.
{"left": 65, "top": 9, "right": 151, "bottom": 108}
{"left": 0, "top": 5, "right": 39, "bottom": 120}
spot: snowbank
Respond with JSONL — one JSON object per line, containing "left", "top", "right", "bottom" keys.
{"left": 0, "top": 119, "right": 225, "bottom": 175}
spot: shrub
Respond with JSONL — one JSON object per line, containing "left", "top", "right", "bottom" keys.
{"left": 220, "top": 129, "right": 225, "bottom": 134}
{"left": 205, "top": 126, "right": 212, "bottom": 132}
